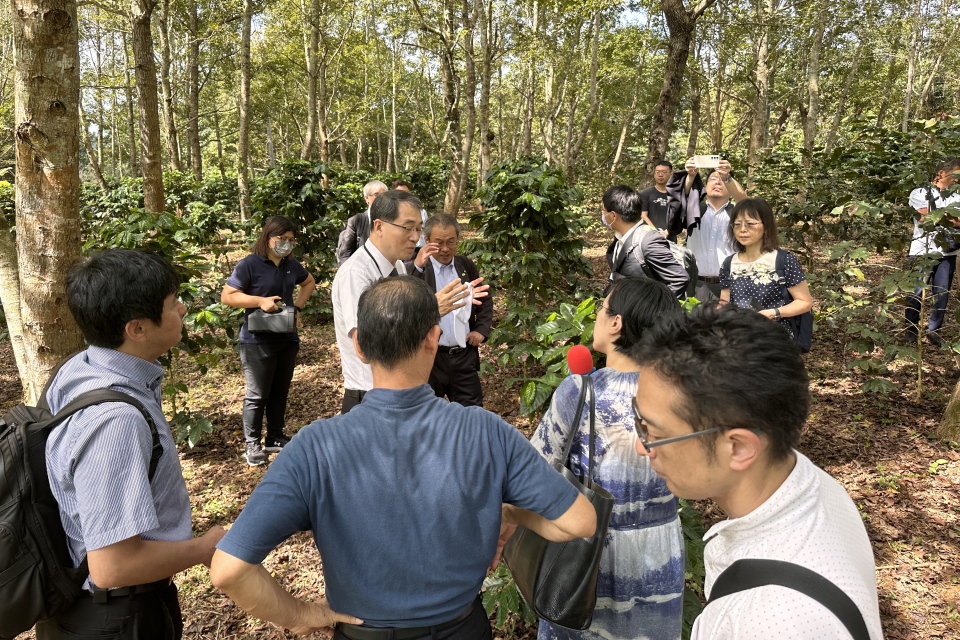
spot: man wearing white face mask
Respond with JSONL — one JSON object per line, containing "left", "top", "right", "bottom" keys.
{"left": 222, "top": 216, "right": 316, "bottom": 466}
{"left": 602, "top": 185, "right": 688, "bottom": 298}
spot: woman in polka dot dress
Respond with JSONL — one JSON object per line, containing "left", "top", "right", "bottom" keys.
{"left": 719, "top": 198, "right": 812, "bottom": 336}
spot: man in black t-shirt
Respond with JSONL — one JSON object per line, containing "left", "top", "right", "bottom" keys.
{"left": 640, "top": 160, "right": 679, "bottom": 242}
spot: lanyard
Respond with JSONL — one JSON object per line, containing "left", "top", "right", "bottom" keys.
{"left": 362, "top": 245, "right": 385, "bottom": 278}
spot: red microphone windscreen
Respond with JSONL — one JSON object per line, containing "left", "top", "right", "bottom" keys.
{"left": 567, "top": 345, "right": 594, "bottom": 375}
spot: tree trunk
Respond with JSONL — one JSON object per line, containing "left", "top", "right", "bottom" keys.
{"left": 823, "top": 38, "right": 864, "bottom": 157}
{"left": 640, "top": 0, "right": 716, "bottom": 186}
{"left": 267, "top": 115, "right": 276, "bottom": 168}
{"left": 318, "top": 57, "right": 330, "bottom": 163}
{"left": 611, "top": 15, "right": 651, "bottom": 178}
{"left": 130, "top": 0, "right": 165, "bottom": 213}
{"left": 875, "top": 31, "right": 901, "bottom": 129}
{"left": 454, "top": 0, "right": 480, "bottom": 207}
{"left": 747, "top": 0, "right": 773, "bottom": 176}
{"left": 213, "top": 108, "right": 226, "bottom": 179}
{"left": 521, "top": 0, "right": 537, "bottom": 156}
{"left": 902, "top": 0, "right": 922, "bottom": 132}
{"left": 0, "top": 214, "right": 29, "bottom": 400}
{"left": 565, "top": 11, "right": 601, "bottom": 180}
{"left": 802, "top": 6, "right": 826, "bottom": 167}
{"left": 300, "top": 0, "right": 319, "bottom": 160}
{"left": 915, "top": 20, "right": 960, "bottom": 118}
{"left": 79, "top": 101, "right": 108, "bottom": 189}
{"left": 122, "top": 32, "right": 139, "bottom": 176}
{"left": 438, "top": 0, "right": 466, "bottom": 215}
{"left": 157, "top": 0, "right": 181, "bottom": 172}
{"left": 187, "top": 0, "right": 201, "bottom": 180}
{"left": 237, "top": 0, "right": 253, "bottom": 220}
{"left": 685, "top": 44, "right": 702, "bottom": 157}
{"left": 939, "top": 377, "right": 960, "bottom": 440}
{"left": 477, "top": 0, "right": 494, "bottom": 181}
{"left": 10, "top": 0, "right": 85, "bottom": 401}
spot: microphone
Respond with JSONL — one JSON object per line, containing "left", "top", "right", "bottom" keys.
{"left": 567, "top": 345, "right": 595, "bottom": 376}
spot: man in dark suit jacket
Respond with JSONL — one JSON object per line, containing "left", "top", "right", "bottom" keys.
{"left": 602, "top": 185, "right": 689, "bottom": 298}
{"left": 336, "top": 180, "right": 387, "bottom": 265}
{"left": 411, "top": 213, "right": 493, "bottom": 407}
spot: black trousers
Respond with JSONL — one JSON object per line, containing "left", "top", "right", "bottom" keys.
{"left": 36, "top": 583, "right": 182, "bottom": 640}
{"left": 334, "top": 597, "right": 492, "bottom": 640}
{"left": 239, "top": 341, "right": 300, "bottom": 443}
{"left": 428, "top": 346, "right": 483, "bottom": 407}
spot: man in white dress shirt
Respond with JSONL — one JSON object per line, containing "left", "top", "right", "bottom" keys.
{"left": 670, "top": 158, "right": 748, "bottom": 302}
{"left": 411, "top": 214, "right": 493, "bottom": 407}
{"left": 332, "top": 190, "right": 488, "bottom": 413}
{"left": 631, "top": 304, "right": 883, "bottom": 640}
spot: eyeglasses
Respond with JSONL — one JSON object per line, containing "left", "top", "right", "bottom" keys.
{"left": 732, "top": 222, "right": 761, "bottom": 230}
{"left": 631, "top": 397, "right": 723, "bottom": 449}
{"left": 382, "top": 220, "right": 423, "bottom": 236}
{"left": 431, "top": 240, "right": 459, "bottom": 249}
{"left": 597, "top": 302, "right": 616, "bottom": 316}
{"left": 272, "top": 236, "right": 297, "bottom": 245}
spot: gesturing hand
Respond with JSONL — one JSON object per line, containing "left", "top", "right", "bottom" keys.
{"left": 290, "top": 599, "right": 363, "bottom": 637}
{"left": 415, "top": 243, "right": 440, "bottom": 269}
{"left": 468, "top": 277, "right": 489, "bottom": 305}
{"left": 436, "top": 280, "right": 470, "bottom": 316}
{"left": 260, "top": 296, "right": 282, "bottom": 312}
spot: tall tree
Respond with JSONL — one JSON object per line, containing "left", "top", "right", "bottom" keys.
{"left": 6, "top": 0, "right": 85, "bottom": 401}
{"left": 238, "top": 0, "right": 253, "bottom": 220}
{"left": 186, "top": 0, "right": 202, "bottom": 179}
{"left": 130, "top": 0, "right": 165, "bottom": 212}
{"left": 157, "top": 0, "right": 182, "bottom": 172}
{"left": 640, "top": 0, "right": 717, "bottom": 186}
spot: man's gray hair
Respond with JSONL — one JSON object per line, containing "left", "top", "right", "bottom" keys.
{"left": 424, "top": 213, "right": 461, "bottom": 239}
{"left": 363, "top": 180, "right": 388, "bottom": 197}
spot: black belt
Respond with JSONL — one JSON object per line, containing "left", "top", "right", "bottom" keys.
{"left": 90, "top": 577, "right": 172, "bottom": 603}
{"left": 437, "top": 345, "right": 465, "bottom": 355}
{"left": 698, "top": 275, "right": 721, "bottom": 284}
{"left": 344, "top": 389, "right": 367, "bottom": 399}
{"left": 336, "top": 599, "right": 477, "bottom": 640}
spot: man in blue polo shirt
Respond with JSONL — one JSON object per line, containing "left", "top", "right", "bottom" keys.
{"left": 211, "top": 276, "right": 596, "bottom": 639}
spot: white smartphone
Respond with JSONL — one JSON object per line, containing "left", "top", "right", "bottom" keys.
{"left": 694, "top": 154, "right": 721, "bottom": 169}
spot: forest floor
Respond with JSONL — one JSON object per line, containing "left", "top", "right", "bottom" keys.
{"left": 6, "top": 232, "right": 960, "bottom": 640}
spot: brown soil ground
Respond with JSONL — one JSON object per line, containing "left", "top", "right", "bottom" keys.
{"left": 7, "top": 228, "right": 960, "bottom": 640}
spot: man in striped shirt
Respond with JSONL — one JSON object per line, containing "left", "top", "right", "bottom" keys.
{"left": 37, "top": 249, "right": 225, "bottom": 640}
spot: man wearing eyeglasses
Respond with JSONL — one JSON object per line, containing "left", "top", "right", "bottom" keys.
{"left": 640, "top": 160, "right": 680, "bottom": 242}
{"left": 410, "top": 213, "right": 493, "bottom": 407}
{"left": 332, "top": 191, "right": 489, "bottom": 413}
{"left": 630, "top": 304, "right": 883, "bottom": 640}
{"left": 666, "top": 158, "right": 748, "bottom": 302}
{"left": 336, "top": 180, "right": 388, "bottom": 265}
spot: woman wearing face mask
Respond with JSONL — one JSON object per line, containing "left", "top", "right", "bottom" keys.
{"left": 222, "top": 215, "right": 316, "bottom": 466}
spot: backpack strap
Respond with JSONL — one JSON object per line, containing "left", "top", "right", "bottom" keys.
{"left": 774, "top": 249, "right": 794, "bottom": 306}
{"left": 707, "top": 558, "right": 870, "bottom": 640}
{"left": 721, "top": 254, "right": 733, "bottom": 277}
{"left": 51, "top": 390, "right": 163, "bottom": 481}
{"left": 36, "top": 351, "right": 85, "bottom": 412}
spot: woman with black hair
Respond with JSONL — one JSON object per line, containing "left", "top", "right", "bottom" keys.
{"left": 530, "top": 278, "right": 685, "bottom": 640}
{"left": 719, "top": 198, "right": 812, "bottom": 336}
{"left": 222, "top": 215, "right": 316, "bottom": 466}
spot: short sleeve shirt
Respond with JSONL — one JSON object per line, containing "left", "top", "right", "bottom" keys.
{"left": 44, "top": 348, "right": 193, "bottom": 588}
{"left": 720, "top": 250, "right": 805, "bottom": 334}
{"left": 227, "top": 254, "right": 310, "bottom": 344}
{"left": 908, "top": 186, "right": 960, "bottom": 256}
{"left": 217, "top": 385, "right": 579, "bottom": 627}
{"left": 640, "top": 186, "right": 671, "bottom": 231}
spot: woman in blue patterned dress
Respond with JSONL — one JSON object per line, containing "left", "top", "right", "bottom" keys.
{"left": 530, "top": 278, "right": 685, "bottom": 640}
{"left": 718, "top": 198, "right": 812, "bottom": 335}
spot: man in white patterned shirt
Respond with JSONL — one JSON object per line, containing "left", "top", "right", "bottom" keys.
{"left": 40, "top": 249, "right": 225, "bottom": 640}
{"left": 631, "top": 305, "right": 883, "bottom": 640}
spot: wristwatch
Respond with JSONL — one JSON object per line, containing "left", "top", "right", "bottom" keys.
{"left": 722, "top": 175, "right": 732, "bottom": 184}
{"left": 774, "top": 308, "right": 781, "bottom": 319}
{"left": 294, "top": 305, "right": 303, "bottom": 313}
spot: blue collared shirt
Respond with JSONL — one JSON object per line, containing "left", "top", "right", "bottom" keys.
{"left": 45, "top": 347, "right": 193, "bottom": 586}
{"left": 217, "top": 385, "right": 579, "bottom": 627}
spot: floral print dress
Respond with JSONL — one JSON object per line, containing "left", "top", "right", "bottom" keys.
{"left": 530, "top": 369, "right": 684, "bottom": 640}
{"left": 719, "top": 249, "right": 806, "bottom": 335}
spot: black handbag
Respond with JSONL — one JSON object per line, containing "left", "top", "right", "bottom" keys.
{"left": 247, "top": 259, "right": 298, "bottom": 333}
{"left": 502, "top": 374, "right": 615, "bottom": 631}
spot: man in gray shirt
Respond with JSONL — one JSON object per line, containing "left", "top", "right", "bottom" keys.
{"left": 38, "top": 249, "right": 225, "bottom": 640}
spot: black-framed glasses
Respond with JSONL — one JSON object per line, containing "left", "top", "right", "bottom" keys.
{"left": 631, "top": 397, "right": 762, "bottom": 450}
{"left": 382, "top": 220, "right": 423, "bottom": 236}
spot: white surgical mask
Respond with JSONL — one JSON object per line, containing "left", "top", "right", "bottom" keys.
{"left": 600, "top": 210, "right": 614, "bottom": 230}
{"left": 273, "top": 240, "right": 294, "bottom": 257}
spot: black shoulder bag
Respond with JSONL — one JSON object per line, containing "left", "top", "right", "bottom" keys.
{"left": 247, "top": 259, "right": 297, "bottom": 333}
{"left": 503, "top": 375, "right": 615, "bottom": 630}
{"left": 774, "top": 250, "right": 813, "bottom": 353}
{"left": 707, "top": 558, "right": 870, "bottom": 640}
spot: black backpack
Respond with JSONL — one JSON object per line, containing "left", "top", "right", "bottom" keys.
{"left": 0, "top": 355, "right": 162, "bottom": 639}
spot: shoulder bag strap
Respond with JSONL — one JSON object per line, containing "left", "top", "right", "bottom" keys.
{"left": 558, "top": 374, "right": 590, "bottom": 470}
{"left": 707, "top": 558, "right": 870, "bottom": 640}
{"left": 774, "top": 250, "right": 793, "bottom": 305}
{"left": 586, "top": 375, "right": 597, "bottom": 480}
{"left": 53, "top": 390, "right": 163, "bottom": 481}
{"left": 37, "top": 351, "right": 85, "bottom": 412}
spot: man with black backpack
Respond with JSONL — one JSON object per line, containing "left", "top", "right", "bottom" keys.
{"left": 631, "top": 305, "right": 882, "bottom": 640}
{"left": 602, "top": 184, "right": 690, "bottom": 299}
{"left": 33, "top": 249, "right": 225, "bottom": 639}
{"left": 905, "top": 158, "right": 960, "bottom": 347}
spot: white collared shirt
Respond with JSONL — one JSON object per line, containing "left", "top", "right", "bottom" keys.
{"left": 687, "top": 201, "right": 736, "bottom": 277}
{"left": 691, "top": 452, "right": 883, "bottom": 640}
{"left": 332, "top": 239, "right": 407, "bottom": 391}
{"left": 430, "top": 257, "right": 472, "bottom": 348}
{"left": 908, "top": 186, "right": 960, "bottom": 256}
{"left": 613, "top": 220, "right": 645, "bottom": 266}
